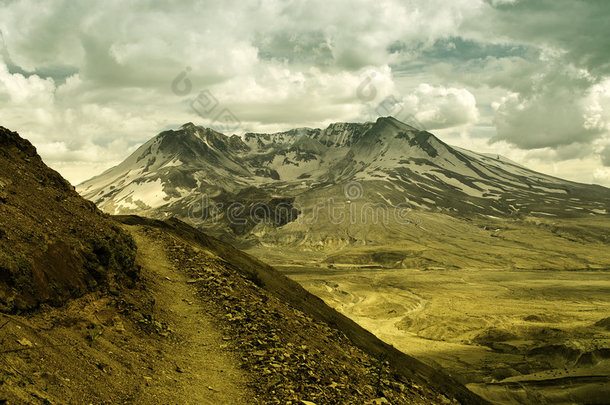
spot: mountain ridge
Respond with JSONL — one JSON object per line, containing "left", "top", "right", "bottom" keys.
{"left": 78, "top": 116, "right": 610, "bottom": 247}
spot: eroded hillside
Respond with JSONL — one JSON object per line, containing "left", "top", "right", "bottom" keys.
{"left": 0, "top": 126, "right": 138, "bottom": 312}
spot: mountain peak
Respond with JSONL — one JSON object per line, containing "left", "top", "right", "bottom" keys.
{"left": 375, "top": 116, "right": 424, "bottom": 132}
{"left": 0, "top": 125, "right": 39, "bottom": 158}
{"left": 312, "top": 121, "right": 373, "bottom": 147}
{"left": 78, "top": 117, "right": 610, "bottom": 225}
{"left": 180, "top": 122, "right": 197, "bottom": 129}
{"left": 155, "top": 124, "right": 232, "bottom": 156}
{"left": 376, "top": 115, "right": 398, "bottom": 124}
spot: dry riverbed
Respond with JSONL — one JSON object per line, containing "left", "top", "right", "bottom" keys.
{"left": 272, "top": 263, "right": 610, "bottom": 405}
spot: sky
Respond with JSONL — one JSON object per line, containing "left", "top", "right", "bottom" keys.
{"left": 1, "top": 0, "right": 610, "bottom": 186}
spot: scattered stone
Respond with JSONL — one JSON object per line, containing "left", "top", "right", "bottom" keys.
{"left": 143, "top": 226, "right": 453, "bottom": 405}
{"left": 114, "top": 320, "right": 126, "bottom": 332}
{"left": 365, "top": 399, "right": 390, "bottom": 405}
{"left": 17, "top": 338, "right": 33, "bottom": 347}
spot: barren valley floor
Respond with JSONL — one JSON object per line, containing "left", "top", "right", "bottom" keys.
{"left": 266, "top": 263, "right": 610, "bottom": 404}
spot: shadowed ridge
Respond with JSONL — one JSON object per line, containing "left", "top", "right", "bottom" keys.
{"left": 0, "top": 125, "right": 72, "bottom": 192}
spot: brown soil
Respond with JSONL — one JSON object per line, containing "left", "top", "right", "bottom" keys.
{"left": 0, "top": 226, "right": 253, "bottom": 404}
{"left": 115, "top": 216, "right": 489, "bottom": 404}
{"left": 136, "top": 224, "right": 438, "bottom": 404}
{"left": 0, "top": 220, "right": 454, "bottom": 404}
{"left": 128, "top": 227, "right": 252, "bottom": 404}
{"left": 0, "top": 126, "right": 138, "bottom": 312}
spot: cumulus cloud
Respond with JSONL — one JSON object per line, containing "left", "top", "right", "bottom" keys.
{"left": 490, "top": 66, "right": 610, "bottom": 149}
{"left": 600, "top": 150, "right": 610, "bottom": 167}
{"left": 402, "top": 84, "right": 479, "bottom": 130}
{"left": 181, "top": 64, "right": 399, "bottom": 132}
{"left": 463, "top": 0, "right": 610, "bottom": 76}
{"left": 0, "top": 63, "right": 54, "bottom": 105}
{"left": 0, "top": 0, "right": 609, "bottom": 186}
{"left": 0, "top": 0, "right": 487, "bottom": 185}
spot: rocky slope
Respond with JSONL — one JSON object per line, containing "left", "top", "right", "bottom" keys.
{"left": 77, "top": 117, "right": 610, "bottom": 247}
{"left": 0, "top": 126, "right": 138, "bottom": 312}
{"left": 117, "top": 216, "right": 489, "bottom": 404}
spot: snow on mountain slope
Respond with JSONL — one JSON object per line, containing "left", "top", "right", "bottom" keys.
{"left": 78, "top": 117, "right": 610, "bottom": 240}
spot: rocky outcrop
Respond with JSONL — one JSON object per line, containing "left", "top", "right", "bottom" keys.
{"left": 0, "top": 126, "right": 139, "bottom": 312}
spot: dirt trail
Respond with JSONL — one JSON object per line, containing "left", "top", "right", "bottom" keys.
{"left": 129, "top": 227, "right": 252, "bottom": 405}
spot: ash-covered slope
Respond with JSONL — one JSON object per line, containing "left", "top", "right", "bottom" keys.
{"left": 0, "top": 126, "right": 138, "bottom": 312}
{"left": 78, "top": 117, "right": 610, "bottom": 244}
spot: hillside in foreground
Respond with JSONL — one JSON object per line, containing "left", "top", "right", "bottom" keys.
{"left": 0, "top": 126, "right": 138, "bottom": 312}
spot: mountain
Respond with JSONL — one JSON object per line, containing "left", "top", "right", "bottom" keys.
{"left": 0, "top": 125, "right": 488, "bottom": 404}
{"left": 78, "top": 116, "right": 610, "bottom": 248}
{"left": 75, "top": 119, "right": 610, "bottom": 405}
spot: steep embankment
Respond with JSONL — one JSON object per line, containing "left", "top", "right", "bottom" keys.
{"left": 0, "top": 126, "right": 251, "bottom": 403}
{"left": 1, "top": 214, "right": 473, "bottom": 404}
{"left": 0, "top": 226, "right": 253, "bottom": 404}
{"left": 0, "top": 126, "right": 138, "bottom": 312}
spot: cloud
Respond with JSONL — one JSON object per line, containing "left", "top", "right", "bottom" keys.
{"left": 0, "top": 63, "right": 54, "bottom": 104}
{"left": 486, "top": 0, "right": 518, "bottom": 5}
{"left": 491, "top": 69, "right": 610, "bottom": 149}
{"left": 600, "top": 147, "right": 610, "bottom": 167}
{"left": 463, "top": 0, "right": 610, "bottom": 76}
{"left": 402, "top": 84, "right": 479, "bottom": 130}
{"left": 0, "top": 0, "right": 609, "bottom": 186}
{"left": 190, "top": 64, "right": 399, "bottom": 130}
{"left": 0, "top": 0, "right": 482, "bottom": 82}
